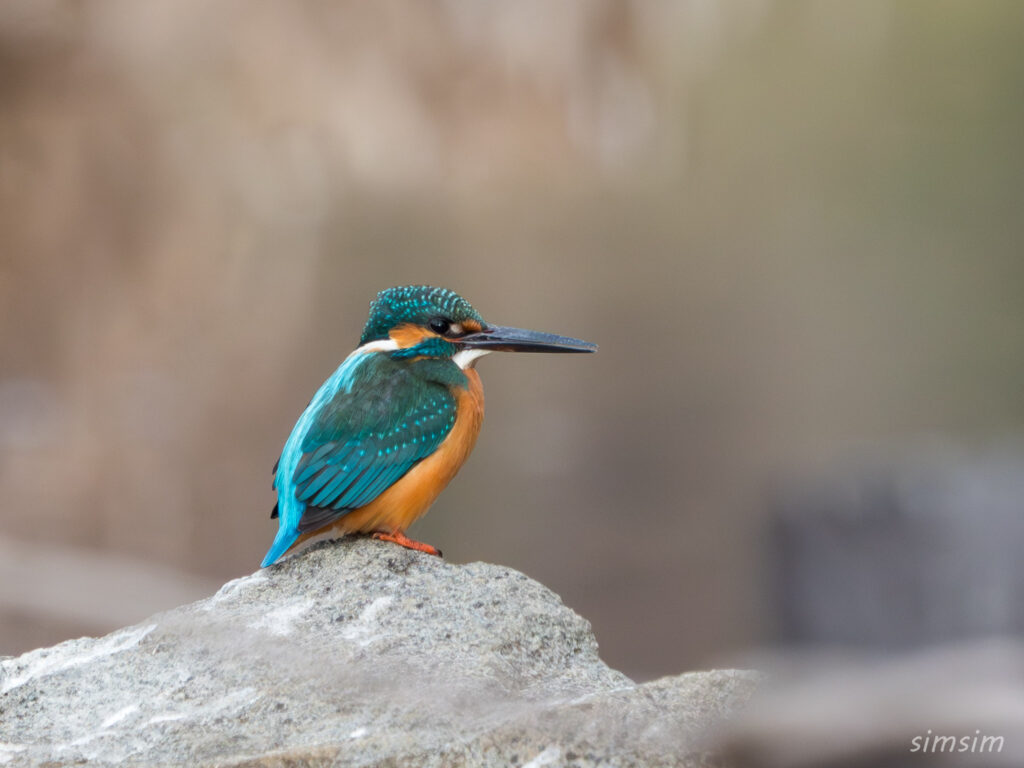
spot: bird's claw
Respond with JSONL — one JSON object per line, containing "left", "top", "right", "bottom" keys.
{"left": 372, "top": 530, "right": 443, "bottom": 558}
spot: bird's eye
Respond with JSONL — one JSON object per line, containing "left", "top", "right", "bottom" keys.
{"left": 429, "top": 317, "right": 451, "bottom": 335}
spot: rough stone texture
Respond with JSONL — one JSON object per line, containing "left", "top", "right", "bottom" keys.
{"left": 0, "top": 538, "right": 756, "bottom": 767}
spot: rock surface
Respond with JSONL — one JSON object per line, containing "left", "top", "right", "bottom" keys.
{"left": 0, "top": 538, "right": 756, "bottom": 767}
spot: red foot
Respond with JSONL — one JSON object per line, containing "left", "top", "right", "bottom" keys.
{"left": 372, "top": 530, "right": 443, "bottom": 557}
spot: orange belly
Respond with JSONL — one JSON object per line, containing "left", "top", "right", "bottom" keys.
{"left": 300, "top": 368, "right": 485, "bottom": 542}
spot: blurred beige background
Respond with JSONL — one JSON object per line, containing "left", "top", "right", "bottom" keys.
{"left": 2, "top": 1, "right": 1023, "bottom": 680}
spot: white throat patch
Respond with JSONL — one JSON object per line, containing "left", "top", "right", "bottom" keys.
{"left": 357, "top": 339, "right": 400, "bottom": 353}
{"left": 452, "top": 348, "right": 491, "bottom": 369}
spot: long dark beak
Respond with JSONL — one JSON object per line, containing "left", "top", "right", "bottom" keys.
{"left": 460, "top": 325, "right": 597, "bottom": 353}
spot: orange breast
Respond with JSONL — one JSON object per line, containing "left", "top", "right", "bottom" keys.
{"left": 333, "top": 368, "right": 485, "bottom": 535}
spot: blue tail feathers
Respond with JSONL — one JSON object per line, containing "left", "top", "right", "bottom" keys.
{"left": 261, "top": 526, "right": 299, "bottom": 567}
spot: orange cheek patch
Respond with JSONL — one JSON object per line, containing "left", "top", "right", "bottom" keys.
{"left": 389, "top": 323, "right": 435, "bottom": 349}
{"left": 461, "top": 319, "right": 483, "bottom": 333}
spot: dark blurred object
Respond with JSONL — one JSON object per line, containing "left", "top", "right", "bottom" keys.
{"left": 720, "top": 641, "right": 1024, "bottom": 768}
{"left": 771, "top": 449, "right": 1024, "bottom": 649}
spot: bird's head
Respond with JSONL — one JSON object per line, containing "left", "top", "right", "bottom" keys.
{"left": 360, "top": 285, "right": 596, "bottom": 368}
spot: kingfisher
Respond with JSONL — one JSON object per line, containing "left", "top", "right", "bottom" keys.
{"left": 261, "top": 285, "right": 597, "bottom": 567}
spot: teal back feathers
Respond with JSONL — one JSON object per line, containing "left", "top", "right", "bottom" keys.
{"left": 293, "top": 354, "right": 460, "bottom": 517}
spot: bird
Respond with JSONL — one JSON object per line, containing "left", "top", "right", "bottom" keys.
{"left": 261, "top": 285, "right": 597, "bottom": 567}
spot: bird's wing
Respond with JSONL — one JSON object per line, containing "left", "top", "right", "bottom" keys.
{"left": 289, "top": 355, "right": 457, "bottom": 533}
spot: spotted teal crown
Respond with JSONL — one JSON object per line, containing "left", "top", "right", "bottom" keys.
{"left": 359, "top": 285, "right": 485, "bottom": 344}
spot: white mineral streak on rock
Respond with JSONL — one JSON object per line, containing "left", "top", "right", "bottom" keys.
{"left": 522, "top": 745, "right": 562, "bottom": 768}
{"left": 0, "top": 744, "right": 27, "bottom": 765}
{"left": 143, "top": 713, "right": 187, "bottom": 726}
{"left": 207, "top": 571, "right": 268, "bottom": 607}
{"left": 142, "top": 687, "right": 260, "bottom": 729}
{"left": 100, "top": 704, "right": 139, "bottom": 729}
{"left": 340, "top": 595, "right": 394, "bottom": 646}
{"left": 247, "top": 597, "right": 314, "bottom": 636}
{"left": 0, "top": 623, "right": 156, "bottom": 694}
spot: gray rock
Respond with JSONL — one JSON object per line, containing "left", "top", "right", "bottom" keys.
{"left": 0, "top": 538, "right": 756, "bottom": 767}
